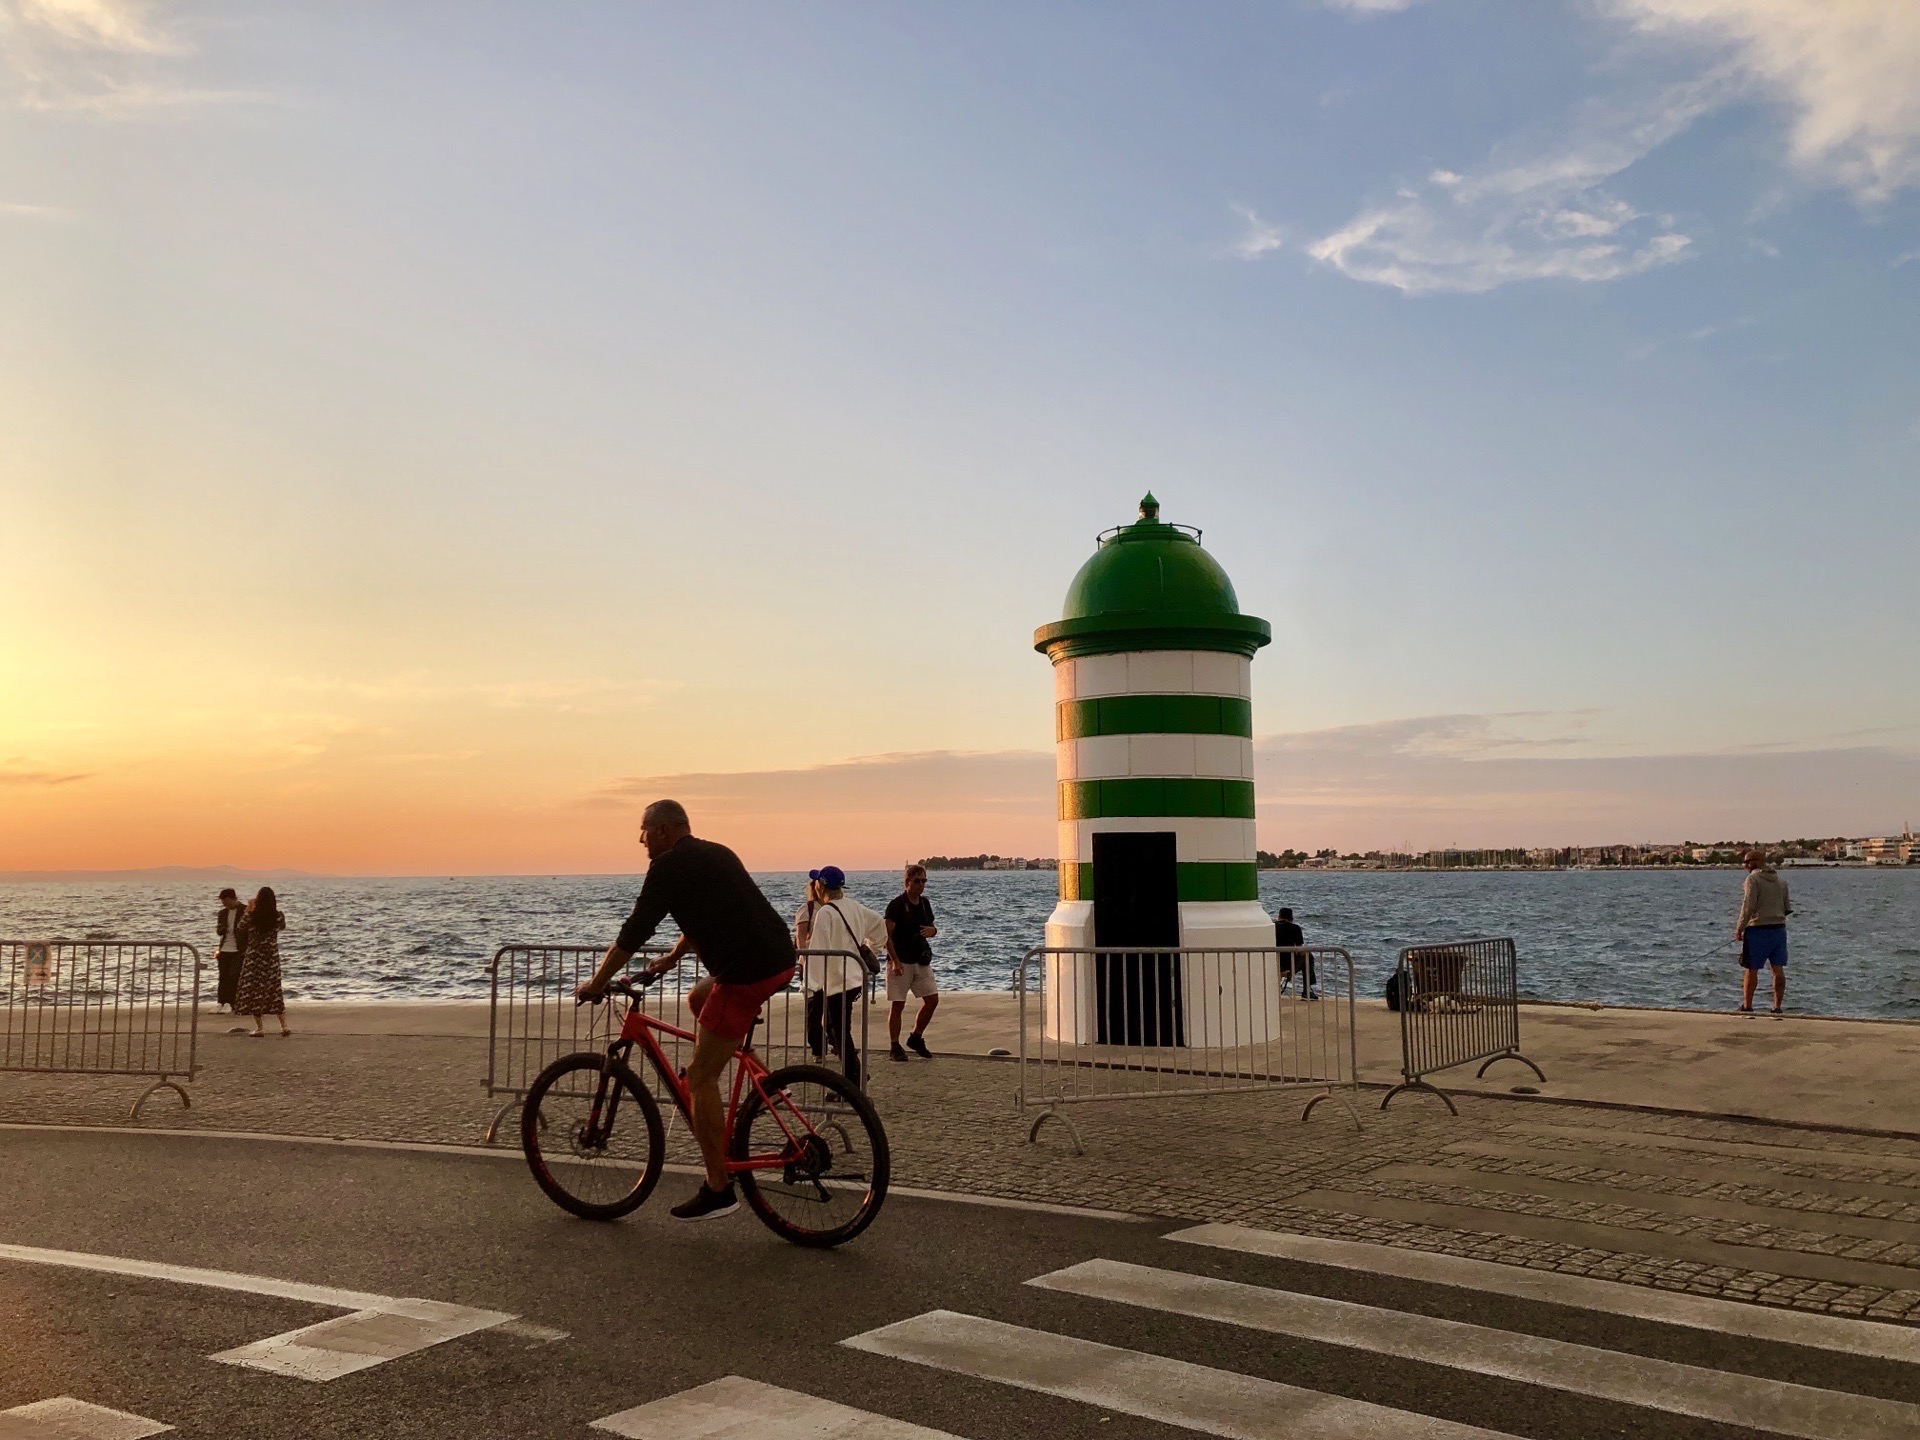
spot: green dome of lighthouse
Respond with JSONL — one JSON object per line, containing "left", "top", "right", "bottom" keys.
{"left": 1034, "top": 494, "right": 1271, "bottom": 660}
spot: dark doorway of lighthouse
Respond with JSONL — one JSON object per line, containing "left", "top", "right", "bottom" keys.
{"left": 1090, "top": 830, "right": 1184, "bottom": 1047}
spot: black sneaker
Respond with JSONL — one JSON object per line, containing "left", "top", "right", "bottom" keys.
{"left": 889, "top": 1042, "right": 909, "bottom": 1062}
{"left": 906, "top": 1033, "right": 932, "bottom": 1059}
{"left": 669, "top": 1184, "right": 738, "bottom": 1222}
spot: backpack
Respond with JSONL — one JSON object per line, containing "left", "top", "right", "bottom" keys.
{"left": 1384, "top": 970, "right": 1404, "bottom": 1012}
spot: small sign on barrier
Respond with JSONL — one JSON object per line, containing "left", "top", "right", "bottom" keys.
{"left": 0, "top": 939, "right": 200, "bottom": 1119}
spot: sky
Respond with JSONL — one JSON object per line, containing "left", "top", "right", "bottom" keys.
{"left": 1, "top": 0, "right": 1916, "bottom": 874}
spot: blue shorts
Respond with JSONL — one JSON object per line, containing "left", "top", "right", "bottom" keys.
{"left": 1741, "top": 927, "right": 1788, "bottom": 969}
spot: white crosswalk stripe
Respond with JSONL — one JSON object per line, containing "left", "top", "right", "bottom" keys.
{"left": 1030, "top": 1257, "right": 1920, "bottom": 1440}
{"left": 209, "top": 1299, "right": 518, "bottom": 1382}
{"left": 0, "top": 1397, "right": 171, "bottom": 1440}
{"left": 841, "top": 1309, "right": 1519, "bottom": 1439}
{"left": 1167, "top": 1222, "right": 1920, "bottom": 1365}
{"left": 588, "top": 1376, "right": 961, "bottom": 1439}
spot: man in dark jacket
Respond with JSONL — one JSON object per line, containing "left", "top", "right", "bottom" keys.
{"left": 1275, "top": 906, "right": 1317, "bottom": 999}
{"left": 578, "top": 799, "right": 796, "bottom": 1223}
{"left": 214, "top": 888, "right": 245, "bottom": 1011}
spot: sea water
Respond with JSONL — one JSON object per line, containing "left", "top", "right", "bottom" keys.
{"left": 1, "top": 868, "right": 1915, "bottom": 1019}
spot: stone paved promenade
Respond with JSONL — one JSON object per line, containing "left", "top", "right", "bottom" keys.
{"left": 6, "top": 997, "right": 1920, "bottom": 1329}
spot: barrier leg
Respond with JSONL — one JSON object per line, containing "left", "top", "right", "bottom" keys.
{"left": 1300, "top": 1089, "right": 1364, "bottom": 1131}
{"left": 129, "top": 1079, "right": 190, "bottom": 1121}
{"left": 1476, "top": 1052, "right": 1546, "bottom": 1083}
{"left": 1027, "top": 1106, "right": 1085, "bottom": 1156}
{"left": 483, "top": 1098, "right": 520, "bottom": 1145}
{"left": 1380, "top": 1079, "right": 1458, "bottom": 1116}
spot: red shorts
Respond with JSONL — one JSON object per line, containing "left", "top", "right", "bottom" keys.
{"left": 688, "top": 966, "right": 795, "bottom": 1042}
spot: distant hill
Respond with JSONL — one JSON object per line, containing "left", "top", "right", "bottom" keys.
{"left": 0, "top": 866, "right": 330, "bottom": 884}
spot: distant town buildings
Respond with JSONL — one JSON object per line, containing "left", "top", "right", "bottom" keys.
{"left": 918, "top": 855, "right": 1059, "bottom": 871}
{"left": 1251, "top": 831, "right": 1919, "bottom": 870}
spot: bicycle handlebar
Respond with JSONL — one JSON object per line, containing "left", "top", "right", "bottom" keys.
{"left": 576, "top": 967, "right": 669, "bottom": 1007}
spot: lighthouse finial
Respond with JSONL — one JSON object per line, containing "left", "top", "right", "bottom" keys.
{"left": 1138, "top": 492, "right": 1160, "bottom": 522}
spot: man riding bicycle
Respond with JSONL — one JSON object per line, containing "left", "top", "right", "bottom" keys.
{"left": 577, "top": 799, "right": 797, "bottom": 1221}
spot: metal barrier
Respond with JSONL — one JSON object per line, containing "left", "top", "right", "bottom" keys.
{"left": 1382, "top": 937, "right": 1544, "bottom": 1114}
{"left": 1015, "top": 945, "right": 1362, "bottom": 1152}
{"left": 0, "top": 939, "right": 200, "bottom": 1119}
{"left": 482, "top": 945, "right": 871, "bottom": 1143}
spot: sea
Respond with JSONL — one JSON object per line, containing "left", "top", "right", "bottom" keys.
{"left": 2, "top": 868, "right": 1917, "bottom": 1020}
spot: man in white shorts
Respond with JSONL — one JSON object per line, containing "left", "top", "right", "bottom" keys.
{"left": 884, "top": 864, "right": 940, "bottom": 1061}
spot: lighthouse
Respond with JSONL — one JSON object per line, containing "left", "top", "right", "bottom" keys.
{"left": 1034, "top": 494, "right": 1272, "bottom": 1047}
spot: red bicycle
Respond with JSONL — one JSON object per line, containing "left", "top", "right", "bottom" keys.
{"left": 520, "top": 971, "right": 889, "bottom": 1247}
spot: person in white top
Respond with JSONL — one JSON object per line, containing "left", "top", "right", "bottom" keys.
{"left": 796, "top": 865, "right": 883, "bottom": 1085}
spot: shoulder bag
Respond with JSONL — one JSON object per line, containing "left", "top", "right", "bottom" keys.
{"left": 825, "top": 903, "right": 883, "bottom": 978}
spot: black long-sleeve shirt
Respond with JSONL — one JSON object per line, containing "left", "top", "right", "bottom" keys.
{"left": 615, "top": 836, "right": 795, "bottom": 985}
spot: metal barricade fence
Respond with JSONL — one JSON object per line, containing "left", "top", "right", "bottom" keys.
{"left": 1015, "top": 945, "right": 1362, "bottom": 1152}
{"left": 482, "top": 945, "right": 871, "bottom": 1143}
{"left": 1381, "top": 936, "right": 1545, "bottom": 1114}
{"left": 0, "top": 939, "right": 200, "bottom": 1119}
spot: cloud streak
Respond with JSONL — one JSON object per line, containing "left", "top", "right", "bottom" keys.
{"left": 1302, "top": 3, "right": 1920, "bottom": 294}
{"left": 1611, "top": 0, "right": 1920, "bottom": 204}
{"left": 581, "top": 716, "right": 1920, "bottom": 863}
{"left": 1308, "top": 80, "right": 1717, "bottom": 294}
{"left": 1, "top": 0, "right": 264, "bottom": 115}
{"left": 0, "top": 760, "right": 92, "bottom": 786}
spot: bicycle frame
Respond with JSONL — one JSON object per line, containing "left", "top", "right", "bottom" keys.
{"left": 588, "top": 990, "right": 819, "bottom": 1178}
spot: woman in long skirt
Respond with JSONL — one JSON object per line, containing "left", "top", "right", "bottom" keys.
{"left": 234, "top": 886, "right": 291, "bottom": 1038}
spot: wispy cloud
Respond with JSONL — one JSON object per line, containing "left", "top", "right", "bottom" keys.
{"left": 281, "top": 673, "right": 679, "bottom": 714}
{"left": 1895, "top": 248, "right": 1920, "bottom": 269}
{"left": 1323, "top": 0, "right": 1428, "bottom": 13}
{"left": 0, "top": 0, "right": 263, "bottom": 114}
{"left": 1304, "top": 3, "right": 1920, "bottom": 295}
{"left": 1307, "top": 79, "right": 1716, "bottom": 294}
{"left": 0, "top": 199, "right": 72, "bottom": 219}
{"left": 1610, "top": 0, "right": 1920, "bottom": 204}
{"left": 1226, "top": 203, "right": 1286, "bottom": 259}
{"left": 0, "top": 759, "right": 92, "bottom": 786}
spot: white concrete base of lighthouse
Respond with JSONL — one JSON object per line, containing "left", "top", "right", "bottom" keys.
{"left": 1038, "top": 900, "right": 1279, "bottom": 1048}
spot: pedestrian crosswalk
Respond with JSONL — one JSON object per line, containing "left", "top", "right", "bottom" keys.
{"left": 0, "top": 1396, "right": 171, "bottom": 1439}
{"left": 590, "top": 1218, "right": 1920, "bottom": 1440}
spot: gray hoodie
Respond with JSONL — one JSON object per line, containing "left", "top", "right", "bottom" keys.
{"left": 1737, "top": 866, "right": 1791, "bottom": 932}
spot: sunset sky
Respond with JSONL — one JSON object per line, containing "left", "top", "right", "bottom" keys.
{"left": 3, "top": 1, "right": 1917, "bottom": 874}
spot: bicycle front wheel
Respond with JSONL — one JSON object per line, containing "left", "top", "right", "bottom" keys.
{"left": 522, "top": 1052, "right": 664, "bottom": 1220}
{"left": 730, "top": 1064, "right": 889, "bottom": 1248}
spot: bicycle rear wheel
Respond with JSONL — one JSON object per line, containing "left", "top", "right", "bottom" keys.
{"left": 729, "top": 1063, "right": 888, "bottom": 1248}
{"left": 522, "top": 1052, "right": 665, "bottom": 1220}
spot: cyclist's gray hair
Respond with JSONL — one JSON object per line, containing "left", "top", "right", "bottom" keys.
{"left": 641, "top": 798, "right": 691, "bottom": 831}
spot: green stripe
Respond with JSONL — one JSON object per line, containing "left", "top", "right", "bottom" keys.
{"left": 1059, "top": 778, "right": 1256, "bottom": 820}
{"left": 1060, "top": 862, "right": 1259, "bottom": 904}
{"left": 1057, "top": 694, "right": 1252, "bottom": 740}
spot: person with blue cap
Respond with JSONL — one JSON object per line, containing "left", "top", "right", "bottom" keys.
{"left": 795, "top": 865, "right": 885, "bottom": 1084}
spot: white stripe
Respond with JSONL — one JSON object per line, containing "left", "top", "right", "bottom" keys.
{"left": 0, "top": 1242, "right": 393, "bottom": 1311}
{"left": 1060, "top": 735, "right": 1253, "bottom": 782}
{"left": 209, "top": 1300, "right": 514, "bottom": 1382}
{"left": 0, "top": 1399, "right": 171, "bottom": 1440}
{"left": 1034, "top": 1259, "right": 1920, "bottom": 1440}
{"left": 0, "top": 1243, "right": 513, "bottom": 1383}
{"left": 841, "top": 1310, "right": 1516, "bottom": 1439}
{"left": 1168, "top": 1224, "right": 1920, "bottom": 1366}
{"left": 591, "top": 1376, "right": 960, "bottom": 1438}
{"left": 1060, "top": 651, "right": 1251, "bottom": 700}
{"left": 1061, "top": 817, "right": 1255, "bottom": 862}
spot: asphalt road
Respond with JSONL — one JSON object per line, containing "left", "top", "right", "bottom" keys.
{"left": 1, "top": 1127, "right": 1916, "bottom": 1439}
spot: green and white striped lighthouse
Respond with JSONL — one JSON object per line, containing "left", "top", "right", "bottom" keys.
{"left": 1034, "top": 495, "right": 1272, "bottom": 1043}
